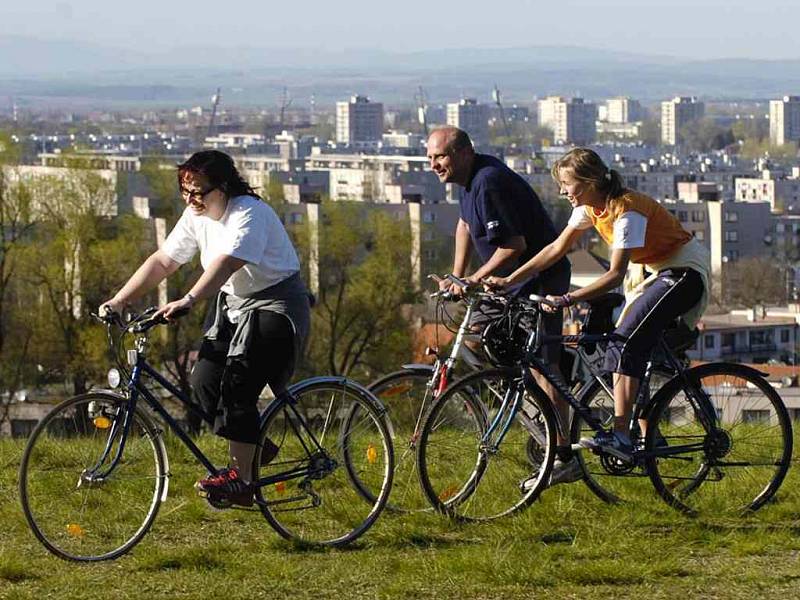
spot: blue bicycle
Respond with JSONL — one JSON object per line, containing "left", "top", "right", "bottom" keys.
{"left": 19, "top": 308, "right": 394, "bottom": 561}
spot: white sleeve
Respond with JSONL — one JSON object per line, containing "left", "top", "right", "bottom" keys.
{"left": 567, "top": 207, "right": 593, "bottom": 230}
{"left": 612, "top": 212, "right": 647, "bottom": 249}
{"left": 219, "top": 203, "right": 268, "bottom": 264}
{"left": 161, "top": 209, "right": 198, "bottom": 264}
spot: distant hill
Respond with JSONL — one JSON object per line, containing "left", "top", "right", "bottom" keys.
{"left": 1, "top": 35, "right": 799, "bottom": 108}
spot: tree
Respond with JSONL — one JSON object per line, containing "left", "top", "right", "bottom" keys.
{"left": 290, "top": 202, "right": 420, "bottom": 379}
{"left": 17, "top": 169, "right": 151, "bottom": 395}
{"left": 678, "top": 118, "right": 735, "bottom": 152}
{"left": 718, "top": 257, "right": 788, "bottom": 310}
{"left": 0, "top": 139, "right": 36, "bottom": 426}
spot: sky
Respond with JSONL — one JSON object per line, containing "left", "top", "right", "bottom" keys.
{"left": 1, "top": 0, "right": 799, "bottom": 60}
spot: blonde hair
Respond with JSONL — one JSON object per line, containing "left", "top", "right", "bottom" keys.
{"left": 551, "top": 148, "right": 626, "bottom": 199}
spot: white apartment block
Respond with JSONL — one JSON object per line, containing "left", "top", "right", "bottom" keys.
{"left": 605, "top": 97, "right": 643, "bottom": 124}
{"left": 736, "top": 170, "right": 800, "bottom": 213}
{"left": 537, "top": 96, "right": 597, "bottom": 145}
{"left": 769, "top": 96, "right": 800, "bottom": 146}
{"left": 336, "top": 95, "right": 384, "bottom": 146}
{"left": 446, "top": 98, "right": 490, "bottom": 146}
{"left": 661, "top": 96, "right": 705, "bottom": 146}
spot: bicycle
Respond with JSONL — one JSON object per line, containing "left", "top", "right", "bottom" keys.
{"left": 19, "top": 308, "right": 394, "bottom": 562}
{"left": 416, "top": 279, "right": 793, "bottom": 520}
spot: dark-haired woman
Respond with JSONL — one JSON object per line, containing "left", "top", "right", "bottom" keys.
{"left": 101, "top": 150, "right": 310, "bottom": 506}
{"left": 486, "top": 148, "right": 709, "bottom": 476}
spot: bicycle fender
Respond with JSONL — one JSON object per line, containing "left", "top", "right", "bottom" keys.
{"left": 400, "top": 364, "right": 436, "bottom": 374}
{"left": 88, "top": 389, "right": 171, "bottom": 501}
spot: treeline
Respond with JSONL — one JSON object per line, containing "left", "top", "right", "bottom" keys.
{"left": 0, "top": 138, "right": 421, "bottom": 425}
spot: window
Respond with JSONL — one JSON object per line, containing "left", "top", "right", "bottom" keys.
{"left": 694, "top": 230, "right": 705, "bottom": 241}
{"left": 749, "top": 329, "right": 774, "bottom": 347}
{"left": 777, "top": 222, "right": 786, "bottom": 233}
{"left": 724, "top": 211, "right": 739, "bottom": 222}
{"left": 724, "top": 230, "right": 739, "bottom": 242}
{"left": 423, "top": 211, "right": 436, "bottom": 224}
{"left": 691, "top": 210, "right": 705, "bottom": 222}
{"left": 781, "top": 329, "right": 790, "bottom": 343}
{"left": 727, "top": 250, "right": 740, "bottom": 260}
{"left": 704, "top": 335, "right": 715, "bottom": 349}
{"left": 721, "top": 333, "right": 735, "bottom": 348}
{"left": 678, "top": 210, "right": 688, "bottom": 222}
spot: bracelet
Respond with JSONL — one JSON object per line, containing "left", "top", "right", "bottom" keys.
{"left": 184, "top": 292, "right": 196, "bottom": 306}
{"left": 560, "top": 293, "right": 574, "bottom": 307}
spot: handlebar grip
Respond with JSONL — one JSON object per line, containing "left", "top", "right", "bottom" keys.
{"left": 446, "top": 274, "right": 471, "bottom": 289}
{"left": 528, "top": 293, "right": 557, "bottom": 308}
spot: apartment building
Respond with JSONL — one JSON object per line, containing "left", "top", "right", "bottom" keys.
{"left": 336, "top": 95, "right": 384, "bottom": 147}
{"left": 769, "top": 96, "right": 800, "bottom": 146}
{"left": 446, "top": 98, "right": 490, "bottom": 146}
{"left": 538, "top": 96, "right": 597, "bottom": 145}
{"left": 661, "top": 96, "right": 705, "bottom": 146}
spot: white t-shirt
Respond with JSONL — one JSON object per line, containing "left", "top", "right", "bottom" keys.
{"left": 161, "top": 195, "right": 300, "bottom": 297}
{"left": 567, "top": 207, "right": 647, "bottom": 249}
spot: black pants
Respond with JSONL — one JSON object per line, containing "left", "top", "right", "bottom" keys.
{"left": 604, "top": 268, "right": 704, "bottom": 379}
{"left": 191, "top": 310, "right": 296, "bottom": 443}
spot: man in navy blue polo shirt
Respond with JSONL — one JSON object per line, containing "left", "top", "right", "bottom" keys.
{"left": 427, "top": 126, "right": 578, "bottom": 487}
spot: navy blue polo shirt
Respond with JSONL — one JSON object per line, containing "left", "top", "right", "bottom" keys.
{"left": 459, "top": 153, "right": 570, "bottom": 292}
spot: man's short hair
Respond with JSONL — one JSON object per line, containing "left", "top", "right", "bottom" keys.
{"left": 449, "top": 129, "right": 473, "bottom": 152}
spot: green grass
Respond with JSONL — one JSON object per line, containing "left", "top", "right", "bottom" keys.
{"left": 2, "top": 433, "right": 800, "bottom": 600}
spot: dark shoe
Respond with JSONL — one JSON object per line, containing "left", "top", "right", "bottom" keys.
{"left": 577, "top": 431, "right": 633, "bottom": 462}
{"left": 196, "top": 467, "right": 254, "bottom": 507}
{"left": 260, "top": 437, "right": 280, "bottom": 466}
{"left": 519, "top": 457, "right": 583, "bottom": 493}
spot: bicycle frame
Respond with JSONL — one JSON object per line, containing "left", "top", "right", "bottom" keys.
{"left": 94, "top": 328, "right": 337, "bottom": 493}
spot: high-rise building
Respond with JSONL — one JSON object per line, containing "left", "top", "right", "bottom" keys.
{"left": 336, "top": 95, "right": 384, "bottom": 146}
{"left": 661, "top": 96, "right": 704, "bottom": 146}
{"left": 769, "top": 96, "right": 800, "bottom": 146}
{"left": 446, "top": 98, "right": 490, "bottom": 145}
{"left": 605, "top": 97, "right": 643, "bottom": 124}
{"left": 537, "top": 96, "right": 597, "bottom": 145}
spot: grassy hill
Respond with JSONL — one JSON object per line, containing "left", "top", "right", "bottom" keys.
{"left": 1, "top": 434, "right": 799, "bottom": 600}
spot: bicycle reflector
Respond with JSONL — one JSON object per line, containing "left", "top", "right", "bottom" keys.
{"left": 127, "top": 350, "right": 138, "bottom": 366}
{"left": 366, "top": 443, "right": 378, "bottom": 464}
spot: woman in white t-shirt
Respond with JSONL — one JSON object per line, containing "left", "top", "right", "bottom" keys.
{"left": 101, "top": 150, "right": 310, "bottom": 507}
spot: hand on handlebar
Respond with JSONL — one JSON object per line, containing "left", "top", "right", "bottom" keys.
{"left": 99, "top": 298, "right": 124, "bottom": 319}
{"left": 541, "top": 294, "right": 570, "bottom": 313}
{"left": 481, "top": 276, "right": 510, "bottom": 291}
{"left": 154, "top": 296, "right": 193, "bottom": 322}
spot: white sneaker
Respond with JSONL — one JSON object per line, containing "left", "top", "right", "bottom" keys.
{"left": 577, "top": 431, "right": 633, "bottom": 462}
{"left": 519, "top": 457, "right": 582, "bottom": 493}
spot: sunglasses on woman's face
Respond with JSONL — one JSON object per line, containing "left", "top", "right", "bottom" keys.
{"left": 180, "top": 186, "right": 215, "bottom": 201}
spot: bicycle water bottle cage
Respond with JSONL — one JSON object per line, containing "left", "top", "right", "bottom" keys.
{"left": 582, "top": 293, "right": 625, "bottom": 354}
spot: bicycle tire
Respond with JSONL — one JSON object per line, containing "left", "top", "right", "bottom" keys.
{"left": 416, "top": 367, "right": 556, "bottom": 522}
{"left": 19, "top": 392, "right": 167, "bottom": 562}
{"left": 254, "top": 377, "right": 394, "bottom": 547}
{"left": 645, "top": 363, "right": 793, "bottom": 516}
{"left": 570, "top": 367, "right": 674, "bottom": 504}
{"left": 367, "top": 368, "right": 435, "bottom": 512}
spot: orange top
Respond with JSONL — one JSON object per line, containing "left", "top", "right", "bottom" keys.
{"left": 586, "top": 191, "right": 692, "bottom": 264}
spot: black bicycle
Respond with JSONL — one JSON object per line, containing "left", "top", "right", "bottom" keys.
{"left": 417, "top": 279, "right": 793, "bottom": 519}
{"left": 19, "top": 308, "right": 394, "bottom": 561}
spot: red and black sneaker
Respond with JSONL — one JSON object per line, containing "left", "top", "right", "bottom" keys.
{"left": 196, "top": 467, "right": 254, "bottom": 507}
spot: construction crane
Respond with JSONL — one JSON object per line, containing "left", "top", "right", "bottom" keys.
{"left": 492, "top": 83, "right": 510, "bottom": 139}
{"left": 279, "top": 87, "right": 293, "bottom": 129}
{"left": 207, "top": 88, "right": 221, "bottom": 137}
{"left": 415, "top": 86, "right": 429, "bottom": 137}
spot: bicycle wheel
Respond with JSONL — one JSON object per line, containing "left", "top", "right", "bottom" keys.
{"left": 368, "top": 368, "right": 434, "bottom": 512}
{"left": 19, "top": 392, "right": 166, "bottom": 561}
{"left": 254, "top": 378, "right": 393, "bottom": 547}
{"left": 646, "top": 363, "right": 793, "bottom": 516}
{"left": 571, "top": 368, "right": 673, "bottom": 504}
{"left": 416, "top": 367, "right": 556, "bottom": 522}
